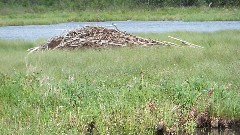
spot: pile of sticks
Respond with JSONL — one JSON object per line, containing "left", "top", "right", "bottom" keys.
{"left": 28, "top": 26, "right": 203, "bottom": 53}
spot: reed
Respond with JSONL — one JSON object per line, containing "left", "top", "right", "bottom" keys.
{"left": 0, "top": 7, "right": 240, "bottom": 26}
{"left": 0, "top": 30, "right": 239, "bottom": 134}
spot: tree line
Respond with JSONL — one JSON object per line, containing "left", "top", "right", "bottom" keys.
{"left": 1, "top": 0, "right": 239, "bottom": 8}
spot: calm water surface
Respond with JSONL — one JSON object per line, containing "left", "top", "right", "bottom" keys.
{"left": 0, "top": 21, "right": 240, "bottom": 40}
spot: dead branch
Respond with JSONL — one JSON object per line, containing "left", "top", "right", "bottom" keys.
{"left": 168, "top": 36, "right": 203, "bottom": 48}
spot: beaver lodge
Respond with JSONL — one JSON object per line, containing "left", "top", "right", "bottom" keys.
{"left": 27, "top": 26, "right": 202, "bottom": 53}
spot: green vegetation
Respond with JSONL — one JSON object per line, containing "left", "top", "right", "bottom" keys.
{"left": 1, "top": 7, "right": 240, "bottom": 26}
{"left": 1, "top": 0, "right": 240, "bottom": 8}
{"left": 1, "top": 0, "right": 239, "bottom": 26}
{"left": 0, "top": 31, "right": 240, "bottom": 134}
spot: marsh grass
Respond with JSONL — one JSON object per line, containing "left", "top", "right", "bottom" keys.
{"left": 0, "top": 7, "right": 240, "bottom": 26}
{"left": 0, "top": 31, "right": 240, "bottom": 134}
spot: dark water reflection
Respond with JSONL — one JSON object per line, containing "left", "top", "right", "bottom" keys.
{"left": 194, "top": 127, "right": 240, "bottom": 135}
{"left": 0, "top": 21, "right": 240, "bottom": 40}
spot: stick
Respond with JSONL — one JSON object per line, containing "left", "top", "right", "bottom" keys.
{"left": 159, "top": 40, "right": 181, "bottom": 47}
{"left": 112, "top": 23, "right": 120, "bottom": 32}
{"left": 27, "top": 46, "right": 40, "bottom": 54}
{"left": 168, "top": 36, "right": 203, "bottom": 48}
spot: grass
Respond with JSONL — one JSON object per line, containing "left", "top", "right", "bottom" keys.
{"left": 0, "top": 30, "right": 240, "bottom": 134}
{"left": 0, "top": 7, "right": 240, "bottom": 26}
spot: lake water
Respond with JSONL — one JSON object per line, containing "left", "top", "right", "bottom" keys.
{"left": 0, "top": 21, "right": 240, "bottom": 40}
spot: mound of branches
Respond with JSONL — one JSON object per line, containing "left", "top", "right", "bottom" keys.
{"left": 28, "top": 26, "right": 163, "bottom": 53}
{"left": 28, "top": 26, "right": 203, "bottom": 53}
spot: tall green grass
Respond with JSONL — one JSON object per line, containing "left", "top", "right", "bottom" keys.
{"left": 0, "top": 31, "right": 240, "bottom": 134}
{"left": 0, "top": 7, "right": 240, "bottom": 26}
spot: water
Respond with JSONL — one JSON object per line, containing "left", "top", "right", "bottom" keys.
{"left": 0, "top": 21, "right": 240, "bottom": 40}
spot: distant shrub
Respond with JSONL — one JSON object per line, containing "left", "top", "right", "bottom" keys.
{"left": 0, "top": 0, "right": 239, "bottom": 9}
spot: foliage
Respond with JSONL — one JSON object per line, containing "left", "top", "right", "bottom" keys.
{"left": 1, "top": 7, "right": 240, "bottom": 26}
{"left": 0, "top": 0, "right": 239, "bottom": 9}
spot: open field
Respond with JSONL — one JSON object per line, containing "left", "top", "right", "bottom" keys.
{"left": 0, "top": 7, "right": 240, "bottom": 26}
{"left": 0, "top": 31, "right": 240, "bottom": 134}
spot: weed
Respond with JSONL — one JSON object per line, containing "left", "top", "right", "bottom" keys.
{"left": 0, "top": 31, "right": 239, "bottom": 134}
